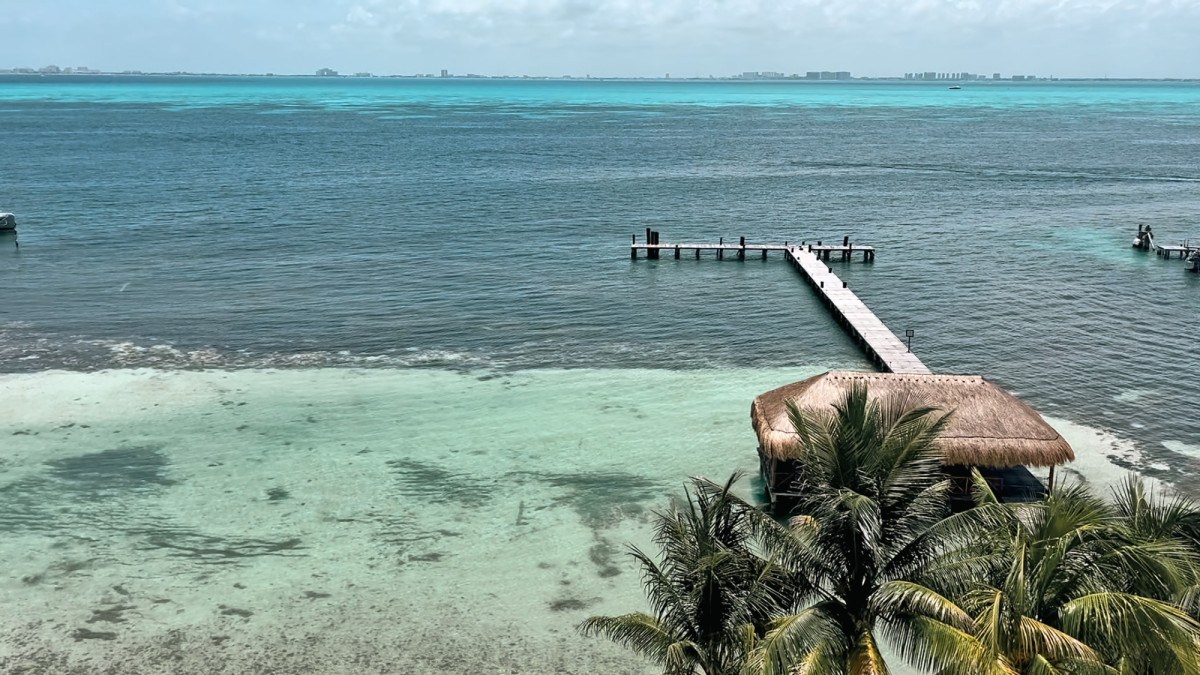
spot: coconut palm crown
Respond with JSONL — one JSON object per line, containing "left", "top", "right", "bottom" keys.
{"left": 889, "top": 475, "right": 1200, "bottom": 675}
{"left": 578, "top": 473, "right": 800, "bottom": 675}
{"left": 746, "top": 382, "right": 985, "bottom": 675}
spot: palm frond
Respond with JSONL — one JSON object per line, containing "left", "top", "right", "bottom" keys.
{"left": 1016, "top": 616, "right": 1098, "bottom": 665}
{"left": 578, "top": 613, "right": 687, "bottom": 666}
{"left": 751, "top": 605, "right": 843, "bottom": 675}
{"left": 1059, "top": 591, "right": 1200, "bottom": 675}
{"left": 882, "top": 614, "right": 1016, "bottom": 675}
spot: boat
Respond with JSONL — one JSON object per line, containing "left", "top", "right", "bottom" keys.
{"left": 948, "top": 86, "right": 962, "bottom": 90}
{"left": 0, "top": 213, "right": 15, "bottom": 231}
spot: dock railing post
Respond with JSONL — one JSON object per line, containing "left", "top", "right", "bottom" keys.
{"left": 631, "top": 234, "right": 637, "bottom": 259}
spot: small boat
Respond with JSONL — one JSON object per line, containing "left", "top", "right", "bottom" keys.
{"left": 0, "top": 213, "right": 16, "bottom": 231}
{"left": 948, "top": 86, "right": 962, "bottom": 90}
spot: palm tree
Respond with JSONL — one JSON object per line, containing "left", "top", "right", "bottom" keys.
{"left": 579, "top": 473, "right": 801, "bottom": 675}
{"left": 886, "top": 475, "right": 1200, "bottom": 674}
{"left": 745, "top": 382, "right": 988, "bottom": 675}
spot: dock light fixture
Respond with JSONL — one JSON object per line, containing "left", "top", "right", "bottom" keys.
{"left": 905, "top": 329, "right": 914, "bottom": 352}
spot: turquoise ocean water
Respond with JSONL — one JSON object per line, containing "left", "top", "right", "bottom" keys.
{"left": 1, "top": 77, "right": 1198, "bottom": 672}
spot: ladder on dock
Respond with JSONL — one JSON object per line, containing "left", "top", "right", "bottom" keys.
{"left": 630, "top": 230, "right": 929, "bottom": 375}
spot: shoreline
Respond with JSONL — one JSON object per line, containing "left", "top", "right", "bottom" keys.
{"left": 0, "top": 366, "right": 1165, "bottom": 673}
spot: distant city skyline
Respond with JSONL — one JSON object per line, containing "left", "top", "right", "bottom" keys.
{"left": 2, "top": 66, "right": 1190, "bottom": 82}
{"left": 6, "top": 1, "right": 1199, "bottom": 80}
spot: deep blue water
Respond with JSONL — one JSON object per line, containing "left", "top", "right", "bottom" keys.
{"left": 2, "top": 76, "right": 1199, "bottom": 488}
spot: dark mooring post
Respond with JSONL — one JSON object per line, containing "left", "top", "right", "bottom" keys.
{"left": 631, "top": 234, "right": 637, "bottom": 259}
{"left": 739, "top": 236, "right": 745, "bottom": 259}
{"left": 718, "top": 237, "right": 723, "bottom": 260}
{"left": 762, "top": 249, "right": 767, "bottom": 260}
{"left": 674, "top": 245, "right": 680, "bottom": 259}
{"left": 649, "top": 230, "right": 659, "bottom": 259}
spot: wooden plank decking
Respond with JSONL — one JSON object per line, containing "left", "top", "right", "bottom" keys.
{"left": 627, "top": 229, "right": 929, "bottom": 375}
{"left": 631, "top": 239, "right": 875, "bottom": 261}
{"left": 785, "top": 246, "right": 930, "bottom": 375}
{"left": 1156, "top": 243, "right": 1199, "bottom": 259}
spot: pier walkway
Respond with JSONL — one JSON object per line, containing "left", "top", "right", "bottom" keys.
{"left": 784, "top": 246, "right": 930, "bottom": 374}
{"left": 1156, "top": 243, "right": 1198, "bottom": 259}
{"left": 630, "top": 231, "right": 929, "bottom": 375}
{"left": 632, "top": 231, "right": 874, "bottom": 262}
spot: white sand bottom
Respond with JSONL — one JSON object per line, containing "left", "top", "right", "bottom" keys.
{"left": 0, "top": 368, "right": 1139, "bottom": 674}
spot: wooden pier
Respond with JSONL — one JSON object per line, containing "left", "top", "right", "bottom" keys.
{"left": 630, "top": 230, "right": 929, "bottom": 375}
{"left": 631, "top": 229, "right": 874, "bottom": 262}
{"left": 1133, "top": 225, "right": 1198, "bottom": 260}
{"left": 1156, "top": 243, "right": 1199, "bottom": 259}
{"left": 785, "top": 245, "right": 930, "bottom": 374}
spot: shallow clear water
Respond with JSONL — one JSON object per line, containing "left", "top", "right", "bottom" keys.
{"left": 1, "top": 77, "right": 1199, "bottom": 672}
{"left": 0, "top": 368, "right": 1138, "bottom": 672}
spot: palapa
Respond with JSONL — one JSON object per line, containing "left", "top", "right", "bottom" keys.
{"left": 751, "top": 371, "right": 1073, "bottom": 468}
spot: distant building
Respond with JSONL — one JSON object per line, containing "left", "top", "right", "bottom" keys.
{"left": 316, "top": 68, "right": 338, "bottom": 77}
{"left": 993, "top": 73, "right": 1001, "bottom": 80}
{"left": 354, "top": 72, "right": 371, "bottom": 77}
{"left": 440, "top": 69, "right": 449, "bottom": 78}
{"left": 39, "top": 65, "right": 61, "bottom": 74}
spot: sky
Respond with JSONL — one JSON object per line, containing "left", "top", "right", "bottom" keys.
{"left": 4, "top": 0, "right": 1200, "bottom": 78}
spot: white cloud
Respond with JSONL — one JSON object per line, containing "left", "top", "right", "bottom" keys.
{"left": 3, "top": 0, "right": 1198, "bottom": 76}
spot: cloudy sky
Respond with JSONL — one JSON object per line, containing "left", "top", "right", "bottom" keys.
{"left": 5, "top": 0, "right": 1199, "bottom": 78}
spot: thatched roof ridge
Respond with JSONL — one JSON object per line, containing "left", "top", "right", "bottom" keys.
{"left": 751, "top": 371, "right": 1074, "bottom": 468}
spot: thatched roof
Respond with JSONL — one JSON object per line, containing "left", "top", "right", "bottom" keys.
{"left": 751, "top": 371, "right": 1074, "bottom": 468}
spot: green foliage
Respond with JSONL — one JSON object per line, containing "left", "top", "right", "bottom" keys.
{"left": 580, "top": 383, "right": 1200, "bottom": 675}
{"left": 578, "top": 473, "right": 800, "bottom": 675}
{"left": 900, "top": 475, "right": 1200, "bottom": 674}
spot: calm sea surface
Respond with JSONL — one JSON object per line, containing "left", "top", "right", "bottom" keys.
{"left": 0, "top": 76, "right": 1198, "bottom": 672}
{"left": 4, "top": 77, "right": 1199, "bottom": 466}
